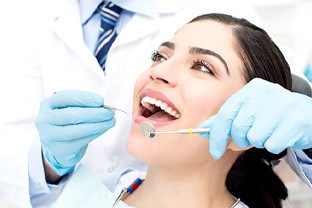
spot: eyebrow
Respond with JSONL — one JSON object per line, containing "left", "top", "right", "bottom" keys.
{"left": 160, "top": 41, "right": 175, "bottom": 50}
{"left": 159, "top": 41, "right": 230, "bottom": 75}
{"left": 189, "top": 47, "right": 229, "bottom": 75}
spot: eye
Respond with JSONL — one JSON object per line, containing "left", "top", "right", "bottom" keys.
{"left": 151, "top": 51, "right": 167, "bottom": 62}
{"left": 191, "top": 60, "right": 215, "bottom": 75}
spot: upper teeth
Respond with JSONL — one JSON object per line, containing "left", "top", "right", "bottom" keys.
{"left": 141, "top": 96, "right": 181, "bottom": 119}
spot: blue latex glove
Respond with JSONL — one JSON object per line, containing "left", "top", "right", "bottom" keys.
{"left": 35, "top": 90, "right": 116, "bottom": 176}
{"left": 199, "top": 78, "right": 312, "bottom": 159}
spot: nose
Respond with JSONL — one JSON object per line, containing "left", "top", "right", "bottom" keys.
{"left": 149, "top": 61, "right": 178, "bottom": 87}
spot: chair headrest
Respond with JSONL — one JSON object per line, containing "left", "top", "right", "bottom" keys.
{"left": 291, "top": 74, "right": 312, "bottom": 98}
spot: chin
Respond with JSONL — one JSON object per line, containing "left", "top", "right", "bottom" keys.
{"left": 126, "top": 126, "right": 167, "bottom": 166}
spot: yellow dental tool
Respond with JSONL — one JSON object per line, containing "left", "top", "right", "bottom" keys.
{"left": 140, "top": 121, "right": 210, "bottom": 139}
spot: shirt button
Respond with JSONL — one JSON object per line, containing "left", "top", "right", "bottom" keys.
{"left": 107, "top": 167, "right": 115, "bottom": 173}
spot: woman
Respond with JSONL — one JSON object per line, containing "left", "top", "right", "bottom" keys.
{"left": 53, "top": 13, "right": 290, "bottom": 208}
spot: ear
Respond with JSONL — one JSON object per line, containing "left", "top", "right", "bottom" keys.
{"left": 227, "top": 138, "right": 253, "bottom": 151}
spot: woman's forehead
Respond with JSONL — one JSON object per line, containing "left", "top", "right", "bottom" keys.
{"left": 171, "top": 20, "right": 234, "bottom": 50}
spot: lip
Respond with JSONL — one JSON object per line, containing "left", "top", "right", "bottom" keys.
{"left": 134, "top": 88, "right": 179, "bottom": 128}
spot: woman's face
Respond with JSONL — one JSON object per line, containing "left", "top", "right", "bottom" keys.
{"left": 127, "top": 20, "right": 245, "bottom": 166}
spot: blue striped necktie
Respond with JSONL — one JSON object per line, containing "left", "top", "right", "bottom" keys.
{"left": 94, "top": 1, "right": 122, "bottom": 70}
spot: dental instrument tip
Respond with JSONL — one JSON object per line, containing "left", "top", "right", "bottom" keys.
{"left": 103, "top": 105, "right": 129, "bottom": 114}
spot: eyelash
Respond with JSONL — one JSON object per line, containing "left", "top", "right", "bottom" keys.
{"left": 151, "top": 51, "right": 166, "bottom": 62}
{"left": 191, "top": 60, "right": 215, "bottom": 76}
{"left": 150, "top": 51, "right": 214, "bottom": 76}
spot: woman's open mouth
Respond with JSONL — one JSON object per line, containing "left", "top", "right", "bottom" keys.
{"left": 135, "top": 89, "right": 181, "bottom": 126}
{"left": 141, "top": 95, "right": 181, "bottom": 120}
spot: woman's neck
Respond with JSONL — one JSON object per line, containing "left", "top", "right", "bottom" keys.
{"left": 125, "top": 155, "right": 238, "bottom": 208}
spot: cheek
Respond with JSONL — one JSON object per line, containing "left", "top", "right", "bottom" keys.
{"left": 133, "top": 70, "right": 150, "bottom": 96}
{"left": 186, "top": 82, "right": 242, "bottom": 120}
{"left": 185, "top": 90, "right": 230, "bottom": 122}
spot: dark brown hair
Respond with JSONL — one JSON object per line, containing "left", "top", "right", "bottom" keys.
{"left": 190, "top": 13, "right": 291, "bottom": 208}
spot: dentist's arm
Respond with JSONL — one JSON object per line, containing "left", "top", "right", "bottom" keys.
{"left": 199, "top": 78, "right": 312, "bottom": 160}
{"left": 35, "top": 90, "right": 116, "bottom": 183}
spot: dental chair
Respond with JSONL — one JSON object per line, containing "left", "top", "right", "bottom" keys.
{"left": 292, "top": 74, "right": 312, "bottom": 97}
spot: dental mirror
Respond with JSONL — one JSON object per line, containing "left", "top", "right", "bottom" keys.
{"left": 140, "top": 121, "right": 156, "bottom": 138}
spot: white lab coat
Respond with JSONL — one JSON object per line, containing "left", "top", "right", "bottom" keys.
{"left": 0, "top": 0, "right": 298, "bottom": 207}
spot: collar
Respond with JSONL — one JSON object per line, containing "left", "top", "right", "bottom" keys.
{"left": 112, "top": 0, "right": 157, "bottom": 17}
{"left": 79, "top": 0, "right": 157, "bottom": 26}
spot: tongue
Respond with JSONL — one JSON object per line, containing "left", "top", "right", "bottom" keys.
{"left": 148, "top": 110, "right": 176, "bottom": 122}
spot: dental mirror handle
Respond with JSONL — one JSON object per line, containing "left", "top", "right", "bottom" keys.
{"left": 154, "top": 128, "right": 210, "bottom": 135}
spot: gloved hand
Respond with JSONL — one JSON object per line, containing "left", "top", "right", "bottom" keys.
{"left": 199, "top": 78, "right": 312, "bottom": 159}
{"left": 35, "top": 90, "right": 116, "bottom": 176}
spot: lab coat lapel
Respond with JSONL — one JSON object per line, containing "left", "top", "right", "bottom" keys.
{"left": 49, "top": 0, "right": 104, "bottom": 78}
{"left": 112, "top": 14, "right": 159, "bottom": 48}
